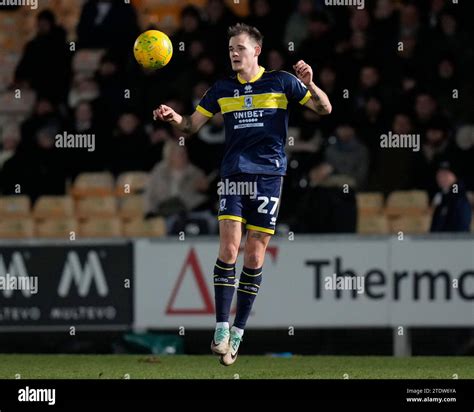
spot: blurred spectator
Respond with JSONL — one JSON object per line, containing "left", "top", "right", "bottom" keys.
{"left": 203, "top": 0, "right": 237, "bottom": 65}
{"left": 372, "top": 0, "right": 398, "bottom": 65}
{"left": 1, "top": 124, "right": 66, "bottom": 201}
{"left": 172, "top": 5, "right": 204, "bottom": 66}
{"left": 94, "top": 53, "right": 127, "bottom": 126}
{"left": 145, "top": 140, "right": 208, "bottom": 215}
{"left": 193, "top": 53, "right": 219, "bottom": 85}
{"left": 312, "top": 65, "right": 349, "bottom": 135}
{"left": 429, "top": 9, "right": 467, "bottom": 62}
{"left": 370, "top": 112, "right": 416, "bottom": 194}
{"left": 399, "top": 3, "right": 423, "bottom": 39}
{"left": 68, "top": 76, "right": 100, "bottom": 108}
{"left": 18, "top": 97, "right": 64, "bottom": 155}
{"left": 145, "top": 140, "right": 213, "bottom": 233}
{"left": 356, "top": 95, "right": 388, "bottom": 160}
{"left": 0, "top": 123, "right": 20, "bottom": 169}
{"left": 354, "top": 65, "right": 391, "bottom": 112}
{"left": 284, "top": 0, "right": 314, "bottom": 52}
{"left": 430, "top": 55, "right": 473, "bottom": 122}
{"left": 146, "top": 124, "right": 171, "bottom": 170}
{"left": 414, "top": 117, "right": 459, "bottom": 194}
{"left": 77, "top": 0, "right": 139, "bottom": 63}
{"left": 325, "top": 122, "right": 369, "bottom": 189}
{"left": 455, "top": 125, "right": 474, "bottom": 190}
{"left": 413, "top": 92, "right": 443, "bottom": 133}
{"left": 430, "top": 161, "right": 472, "bottom": 232}
{"left": 264, "top": 48, "right": 288, "bottom": 72}
{"left": 292, "top": 162, "right": 357, "bottom": 233}
{"left": 246, "top": 0, "right": 281, "bottom": 50}
{"left": 298, "top": 11, "right": 333, "bottom": 69}
{"left": 108, "top": 111, "right": 150, "bottom": 176}
{"left": 428, "top": 0, "right": 447, "bottom": 29}
{"left": 394, "top": 34, "right": 426, "bottom": 85}
{"left": 14, "top": 9, "right": 71, "bottom": 103}
{"left": 65, "top": 100, "right": 106, "bottom": 177}
{"left": 188, "top": 113, "right": 225, "bottom": 174}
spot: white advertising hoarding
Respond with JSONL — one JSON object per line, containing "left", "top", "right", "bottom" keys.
{"left": 134, "top": 237, "right": 474, "bottom": 328}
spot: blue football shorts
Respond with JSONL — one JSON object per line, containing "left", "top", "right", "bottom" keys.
{"left": 217, "top": 173, "right": 283, "bottom": 235}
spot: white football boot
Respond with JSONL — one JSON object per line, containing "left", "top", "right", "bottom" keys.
{"left": 219, "top": 329, "right": 242, "bottom": 366}
{"left": 210, "top": 326, "right": 230, "bottom": 355}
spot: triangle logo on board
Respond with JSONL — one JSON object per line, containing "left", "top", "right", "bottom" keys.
{"left": 166, "top": 247, "right": 214, "bottom": 315}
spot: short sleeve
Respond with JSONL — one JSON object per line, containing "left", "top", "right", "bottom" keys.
{"left": 281, "top": 72, "right": 311, "bottom": 105}
{"left": 196, "top": 82, "right": 220, "bottom": 117}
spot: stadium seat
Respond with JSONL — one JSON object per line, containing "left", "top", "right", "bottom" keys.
{"left": 79, "top": 217, "right": 123, "bottom": 238}
{"left": 0, "top": 195, "right": 31, "bottom": 218}
{"left": 119, "top": 194, "right": 146, "bottom": 220}
{"left": 36, "top": 218, "right": 79, "bottom": 238}
{"left": 389, "top": 215, "right": 431, "bottom": 234}
{"left": 136, "top": 0, "right": 188, "bottom": 31}
{"left": 72, "top": 172, "right": 115, "bottom": 198}
{"left": 0, "top": 218, "right": 34, "bottom": 238}
{"left": 123, "top": 217, "right": 166, "bottom": 237}
{"left": 76, "top": 196, "right": 118, "bottom": 219}
{"left": 116, "top": 171, "right": 149, "bottom": 196}
{"left": 385, "top": 190, "right": 429, "bottom": 217}
{"left": 356, "top": 192, "right": 384, "bottom": 216}
{"left": 357, "top": 215, "right": 389, "bottom": 234}
{"left": 33, "top": 196, "right": 75, "bottom": 219}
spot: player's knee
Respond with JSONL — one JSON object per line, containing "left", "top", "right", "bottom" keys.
{"left": 244, "top": 251, "right": 263, "bottom": 269}
{"left": 219, "top": 244, "right": 239, "bottom": 263}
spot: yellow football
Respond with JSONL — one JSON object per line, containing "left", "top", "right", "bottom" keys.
{"left": 133, "top": 30, "right": 173, "bottom": 70}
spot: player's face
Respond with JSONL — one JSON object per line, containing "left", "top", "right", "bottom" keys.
{"left": 229, "top": 34, "right": 259, "bottom": 72}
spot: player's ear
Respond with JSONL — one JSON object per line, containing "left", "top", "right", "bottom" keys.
{"left": 255, "top": 45, "right": 261, "bottom": 57}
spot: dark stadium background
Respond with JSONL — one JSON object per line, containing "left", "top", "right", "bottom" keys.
{"left": 0, "top": 0, "right": 473, "bottom": 358}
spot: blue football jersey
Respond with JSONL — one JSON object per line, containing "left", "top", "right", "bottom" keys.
{"left": 196, "top": 67, "right": 311, "bottom": 177}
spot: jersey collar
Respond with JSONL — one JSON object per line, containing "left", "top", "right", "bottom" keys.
{"left": 237, "top": 66, "right": 265, "bottom": 84}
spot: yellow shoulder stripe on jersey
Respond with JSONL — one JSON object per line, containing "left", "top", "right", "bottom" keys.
{"left": 196, "top": 105, "right": 213, "bottom": 117}
{"left": 218, "top": 93, "right": 288, "bottom": 114}
{"left": 299, "top": 90, "right": 312, "bottom": 105}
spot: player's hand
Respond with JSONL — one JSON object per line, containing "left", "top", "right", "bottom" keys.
{"left": 153, "top": 104, "right": 178, "bottom": 123}
{"left": 293, "top": 60, "right": 313, "bottom": 86}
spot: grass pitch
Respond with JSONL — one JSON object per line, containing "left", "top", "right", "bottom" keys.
{"left": 0, "top": 355, "right": 472, "bottom": 379}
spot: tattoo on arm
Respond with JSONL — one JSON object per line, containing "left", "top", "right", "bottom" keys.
{"left": 181, "top": 116, "right": 193, "bottom": 134}
{"left": 250, "top": 232, "right": 263, "bottom": 239}
{"left": 315, "top": 101, "right": 329, "bottom": 114}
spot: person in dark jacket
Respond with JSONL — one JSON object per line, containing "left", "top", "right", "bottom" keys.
{"left": 76, "top": 0, "right": 139, "bottom": 62}
{"left": 430, "top": 161, "right": 472, "bottom": 232}
{"left": 14, "top": 10, "right": 71, "bottom": 103}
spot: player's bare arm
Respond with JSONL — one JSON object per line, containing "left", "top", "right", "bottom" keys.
{"left": 153, "top": 105, "right": 210, "bottom": 135}
{"left": 293, "top": 60, "right": 332, "bottom": 115}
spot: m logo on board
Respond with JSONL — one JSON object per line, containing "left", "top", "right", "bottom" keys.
{"left": 57, "top": 251, "right": 108, "bottom": 297}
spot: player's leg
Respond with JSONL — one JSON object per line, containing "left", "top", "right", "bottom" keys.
{"left": 220, "top": 229, "right": 271, "bottom": 365}
{"left": 220, "top": 175, "right": 282, "bottom": 365}
{"left": 211, "top": 219, "right": 243, "bottom": 355}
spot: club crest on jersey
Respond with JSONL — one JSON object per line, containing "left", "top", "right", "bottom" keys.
{"left": 244, "top": 84, "right": 252, "bottom": 94}
{"left": 244, "top": 96, "right": 253, "bottom": 108}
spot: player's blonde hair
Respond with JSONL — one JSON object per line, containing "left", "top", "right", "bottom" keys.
{"left": 228, "top": 23, "right": 263, "bottom": 47}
